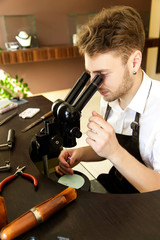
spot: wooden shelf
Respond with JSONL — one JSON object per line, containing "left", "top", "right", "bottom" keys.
{"left": 0, "top": 39, "right": 159, "bottom": 66}
{"left": 0, "top": 45, "right": 81, "bottom": 65}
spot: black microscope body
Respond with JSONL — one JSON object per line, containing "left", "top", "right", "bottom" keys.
{"left": 30, "top": 72, "right": 104, "bottom": 175}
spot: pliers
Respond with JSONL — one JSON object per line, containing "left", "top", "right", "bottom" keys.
{"left": 0, "top": 166, "right": 38, "bottom": 192}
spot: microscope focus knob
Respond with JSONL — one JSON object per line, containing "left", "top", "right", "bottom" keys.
{"left": 70, "top": 127, "right": 82, "bottom": 138}
{"left": 50, "top": 136, "right": 62, "bottom": 149}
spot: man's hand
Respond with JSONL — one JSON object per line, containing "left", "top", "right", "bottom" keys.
{"left": 86, "top": 111, "right": 121, "bottom": 161}
{"left": 55, "top": 149, "right": 80, "bottom": 176}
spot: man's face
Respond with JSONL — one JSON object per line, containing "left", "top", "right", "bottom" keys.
{"left": 85, "top": 52, "right": 134, "bottom": 102}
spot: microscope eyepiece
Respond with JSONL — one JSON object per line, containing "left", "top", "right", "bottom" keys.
{"left": 64, "top": 72, "right": 90, "bottom": 104}
{"left": 73, "top": 74, "right": 104, "bottom": 112}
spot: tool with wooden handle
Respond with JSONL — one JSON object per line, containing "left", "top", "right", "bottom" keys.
{"left": 0, "top": 187, "right": 77, "bottom": 240}
{"left": 0, "top": 196, "right": 8, "bottom": 230}
{"left": 21, "top": 111, "right": 52, "bottom": 133}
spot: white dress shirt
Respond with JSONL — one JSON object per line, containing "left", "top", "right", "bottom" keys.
{"left": 100, "top": 72, "right": 160, "bottom": 173}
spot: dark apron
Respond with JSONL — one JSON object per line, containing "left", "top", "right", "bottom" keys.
{"left": 97, "top": 105, "right": 143, "bottom": 194}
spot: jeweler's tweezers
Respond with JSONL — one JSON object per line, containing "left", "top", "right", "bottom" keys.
{"left": 0, "top": 111, "right": 18, "bottom": 126}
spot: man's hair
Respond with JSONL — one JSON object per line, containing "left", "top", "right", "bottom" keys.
{"left": 77, "top": 6, "right": 145, "bottom": 63}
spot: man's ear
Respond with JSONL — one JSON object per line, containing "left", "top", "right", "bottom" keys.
{"left": 129, "top": 50, "right": 142, "bottom": 74}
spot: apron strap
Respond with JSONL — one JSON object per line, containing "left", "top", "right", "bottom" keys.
{"left": 104, "top": 104, "right": 111, "bottom": 121}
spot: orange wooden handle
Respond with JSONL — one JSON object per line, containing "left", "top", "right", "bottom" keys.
{"left": 0, "top": 187, "right": 77, "bottom": 240}
{"left": 0, "top": 196, "right": 8, "bottom": 230}
{"left": 41, "top": 111, "right": 52, "bottom": 119}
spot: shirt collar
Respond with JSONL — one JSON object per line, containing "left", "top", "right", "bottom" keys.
{"left": 109, "top": 71, "right": 152, "bottom": 114}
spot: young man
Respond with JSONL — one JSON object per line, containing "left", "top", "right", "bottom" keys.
{"left": 55, "top": 6, "right": 160, "bottom": 193}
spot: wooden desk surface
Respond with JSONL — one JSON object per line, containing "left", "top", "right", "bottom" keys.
{"left": 0, "top": 95, "right": 160, "bottom": 240}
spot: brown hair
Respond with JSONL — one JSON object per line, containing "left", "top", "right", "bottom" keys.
{"left": 77, "top": 6, "right": 145, "bottom": 63}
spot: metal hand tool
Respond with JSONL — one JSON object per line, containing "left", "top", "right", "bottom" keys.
{"left": 0, "top": 166, "right": 38, "bottom": 192}
{"left": 0, "top": 129, "right": 15, "bottom": 171}
{"left": 0, "top": 111, "right": 18, "bottom": 126}
{"left": 0, "top": 161, "right": 11, "bottom": 172}
{"left": 0, "top": 129, "right": 15, "bottom": 150}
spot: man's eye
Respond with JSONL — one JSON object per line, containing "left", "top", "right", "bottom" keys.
{"left": 101, "top": 74, "right": 107, "bottom": 78}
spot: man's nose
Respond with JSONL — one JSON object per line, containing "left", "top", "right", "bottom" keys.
{"left": 90, "top": 74, "right": 97, "bottom": 82}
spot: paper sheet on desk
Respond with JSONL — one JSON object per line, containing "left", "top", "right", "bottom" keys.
{"left": 0, "top": 99, "right": 12, "bottom": 108}
{"left": 0, "top": 99, "right": 18, "bottom": 114}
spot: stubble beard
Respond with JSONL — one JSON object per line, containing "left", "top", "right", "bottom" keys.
{"left": 102, "top": 67, "right": 134, "bottom": 103}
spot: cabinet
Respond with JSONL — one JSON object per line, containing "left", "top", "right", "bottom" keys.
{"left": 0, "top": 14, "right": 38, "bottom": 50}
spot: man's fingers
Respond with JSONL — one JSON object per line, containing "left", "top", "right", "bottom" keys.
{"left": 55, "top": 166, "right": 63, "bottom": 176}
{"left": 55, "top": 164, "right": 74, "bottom": 175}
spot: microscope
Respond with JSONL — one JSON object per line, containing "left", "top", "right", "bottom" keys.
{"left": 30, "top": 72, "right": 104, "bottom": 177}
